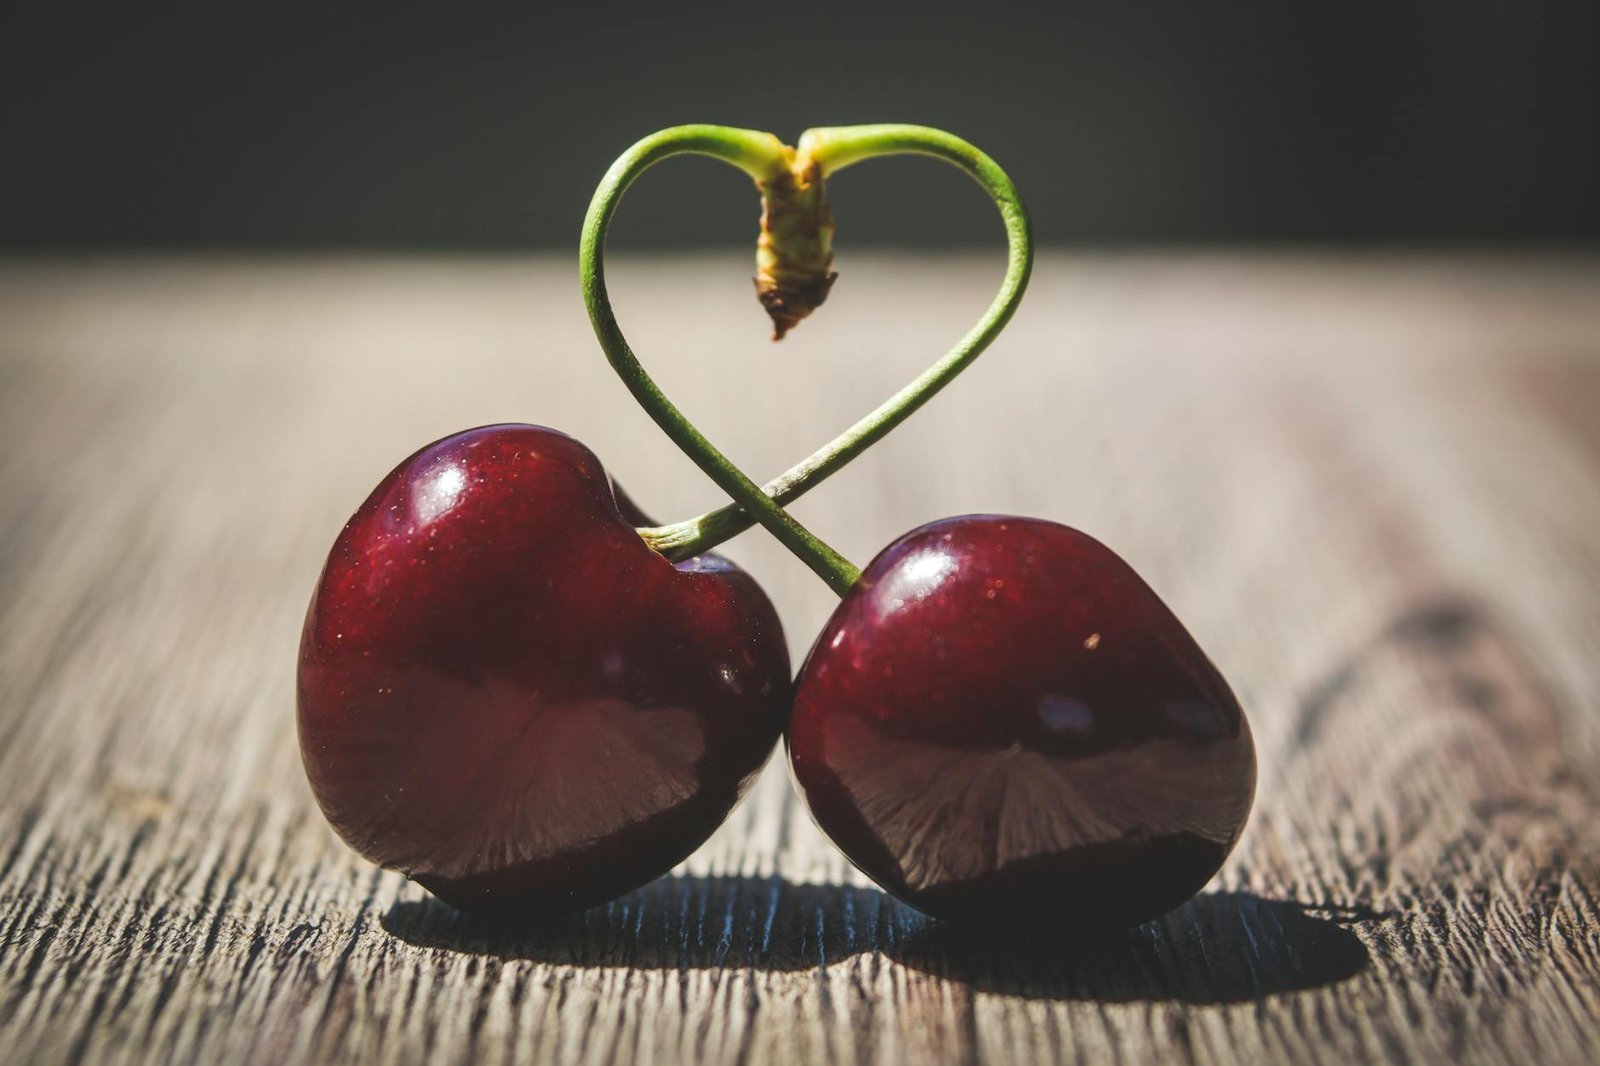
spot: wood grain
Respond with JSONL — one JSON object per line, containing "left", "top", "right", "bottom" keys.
{"left": 2, "top": 252, "right": 1598, "bottom": 1065}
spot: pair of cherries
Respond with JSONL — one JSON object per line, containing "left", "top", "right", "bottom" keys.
{"left": 297, "top": 125, "right": 1256, "bottom": 932}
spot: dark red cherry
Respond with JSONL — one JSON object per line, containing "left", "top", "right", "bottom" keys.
{"left": 787, "top": 516, "right": 1255, "bottom": 932}
{"left": 297, "top": 425, "right": 789, "bottom": 915}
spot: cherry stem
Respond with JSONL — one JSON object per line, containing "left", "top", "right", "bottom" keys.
{"left": 580, "top": 124, "right": 1033, "bottom": 596}
{"left": 582, "top": 125, "right": 863, "bottom": 595}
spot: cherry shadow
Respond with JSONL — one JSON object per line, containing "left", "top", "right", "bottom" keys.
{"left": 886, "top": 891, "right": 1381, "bottom": 1003}
{"left": 382, "top": 875, "right": 1377, "bottom": 1002}
{"left": 383, "top": 875, "right": 895, "bottom": 973}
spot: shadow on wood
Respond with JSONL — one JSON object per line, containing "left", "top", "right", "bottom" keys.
{"left": 382, "top": 875, "right": 902, "bottom": 973}
{"left": 382, "top": 876, "right": 1375, "bottom": 1003}
{"left": 887, "top": 891, "right": 1379, "bottom": 1003}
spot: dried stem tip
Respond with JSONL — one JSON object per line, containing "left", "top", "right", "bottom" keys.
{"left": 755, "top": 153, "right": 837, "bottom": 340}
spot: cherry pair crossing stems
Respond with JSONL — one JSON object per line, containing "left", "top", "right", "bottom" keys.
{"left": 585, "top": 124, "right": 1257, "bottom": 933}
{"left": 297, "top": 123, "right": 1255, "bottom": 932}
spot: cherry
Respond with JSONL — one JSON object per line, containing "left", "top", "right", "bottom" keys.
{"left": 297, "top": 425, "right": 789, "bottom": 915}
{"left": 786, "top": 516, "right": 1256, "bottom": 932}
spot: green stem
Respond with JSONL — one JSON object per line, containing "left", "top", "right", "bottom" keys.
{"left": 639, "top": 124, "right": 1034, "bottom": 561}
{"left": 580, "top": 125, "right": 863, "bottom": 595}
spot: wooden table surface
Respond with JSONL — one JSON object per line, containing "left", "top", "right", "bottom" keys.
{"left": 2, "top": 252, "right": 1599, "bottom": 1066}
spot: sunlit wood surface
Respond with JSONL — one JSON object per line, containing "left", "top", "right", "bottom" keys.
{"left": 2, "top": 253, "right": 1599, "bottom": 1065}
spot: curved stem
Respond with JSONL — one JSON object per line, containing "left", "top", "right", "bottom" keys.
{"left": 581, "top": 125, "right": 863, "bottom": 595}
{"left": 640, "top": 124, "right": 1033, "bottom": 560}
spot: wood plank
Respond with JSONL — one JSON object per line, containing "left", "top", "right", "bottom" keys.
{"left": 1, "top": 253, "right": 1598, "bottom": 1065}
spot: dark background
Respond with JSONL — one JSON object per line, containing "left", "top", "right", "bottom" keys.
{"left": 3, "top": 1, "right": 1596, "bottom": 249}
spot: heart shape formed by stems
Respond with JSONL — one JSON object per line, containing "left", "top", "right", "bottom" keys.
{"left": 580, "top": 124, "right": 1033, "bottom": 594}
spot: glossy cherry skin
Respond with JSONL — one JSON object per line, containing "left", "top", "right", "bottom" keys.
{"left": 297, "top": 425, "right": 789, "bottom": 916}
{"left": 788, "top": 516, "right": 1255, "bottom": 932}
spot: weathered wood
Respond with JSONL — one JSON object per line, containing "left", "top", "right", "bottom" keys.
{"left": 2, "top": 253, "right": 1599, "bottom": 1065}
